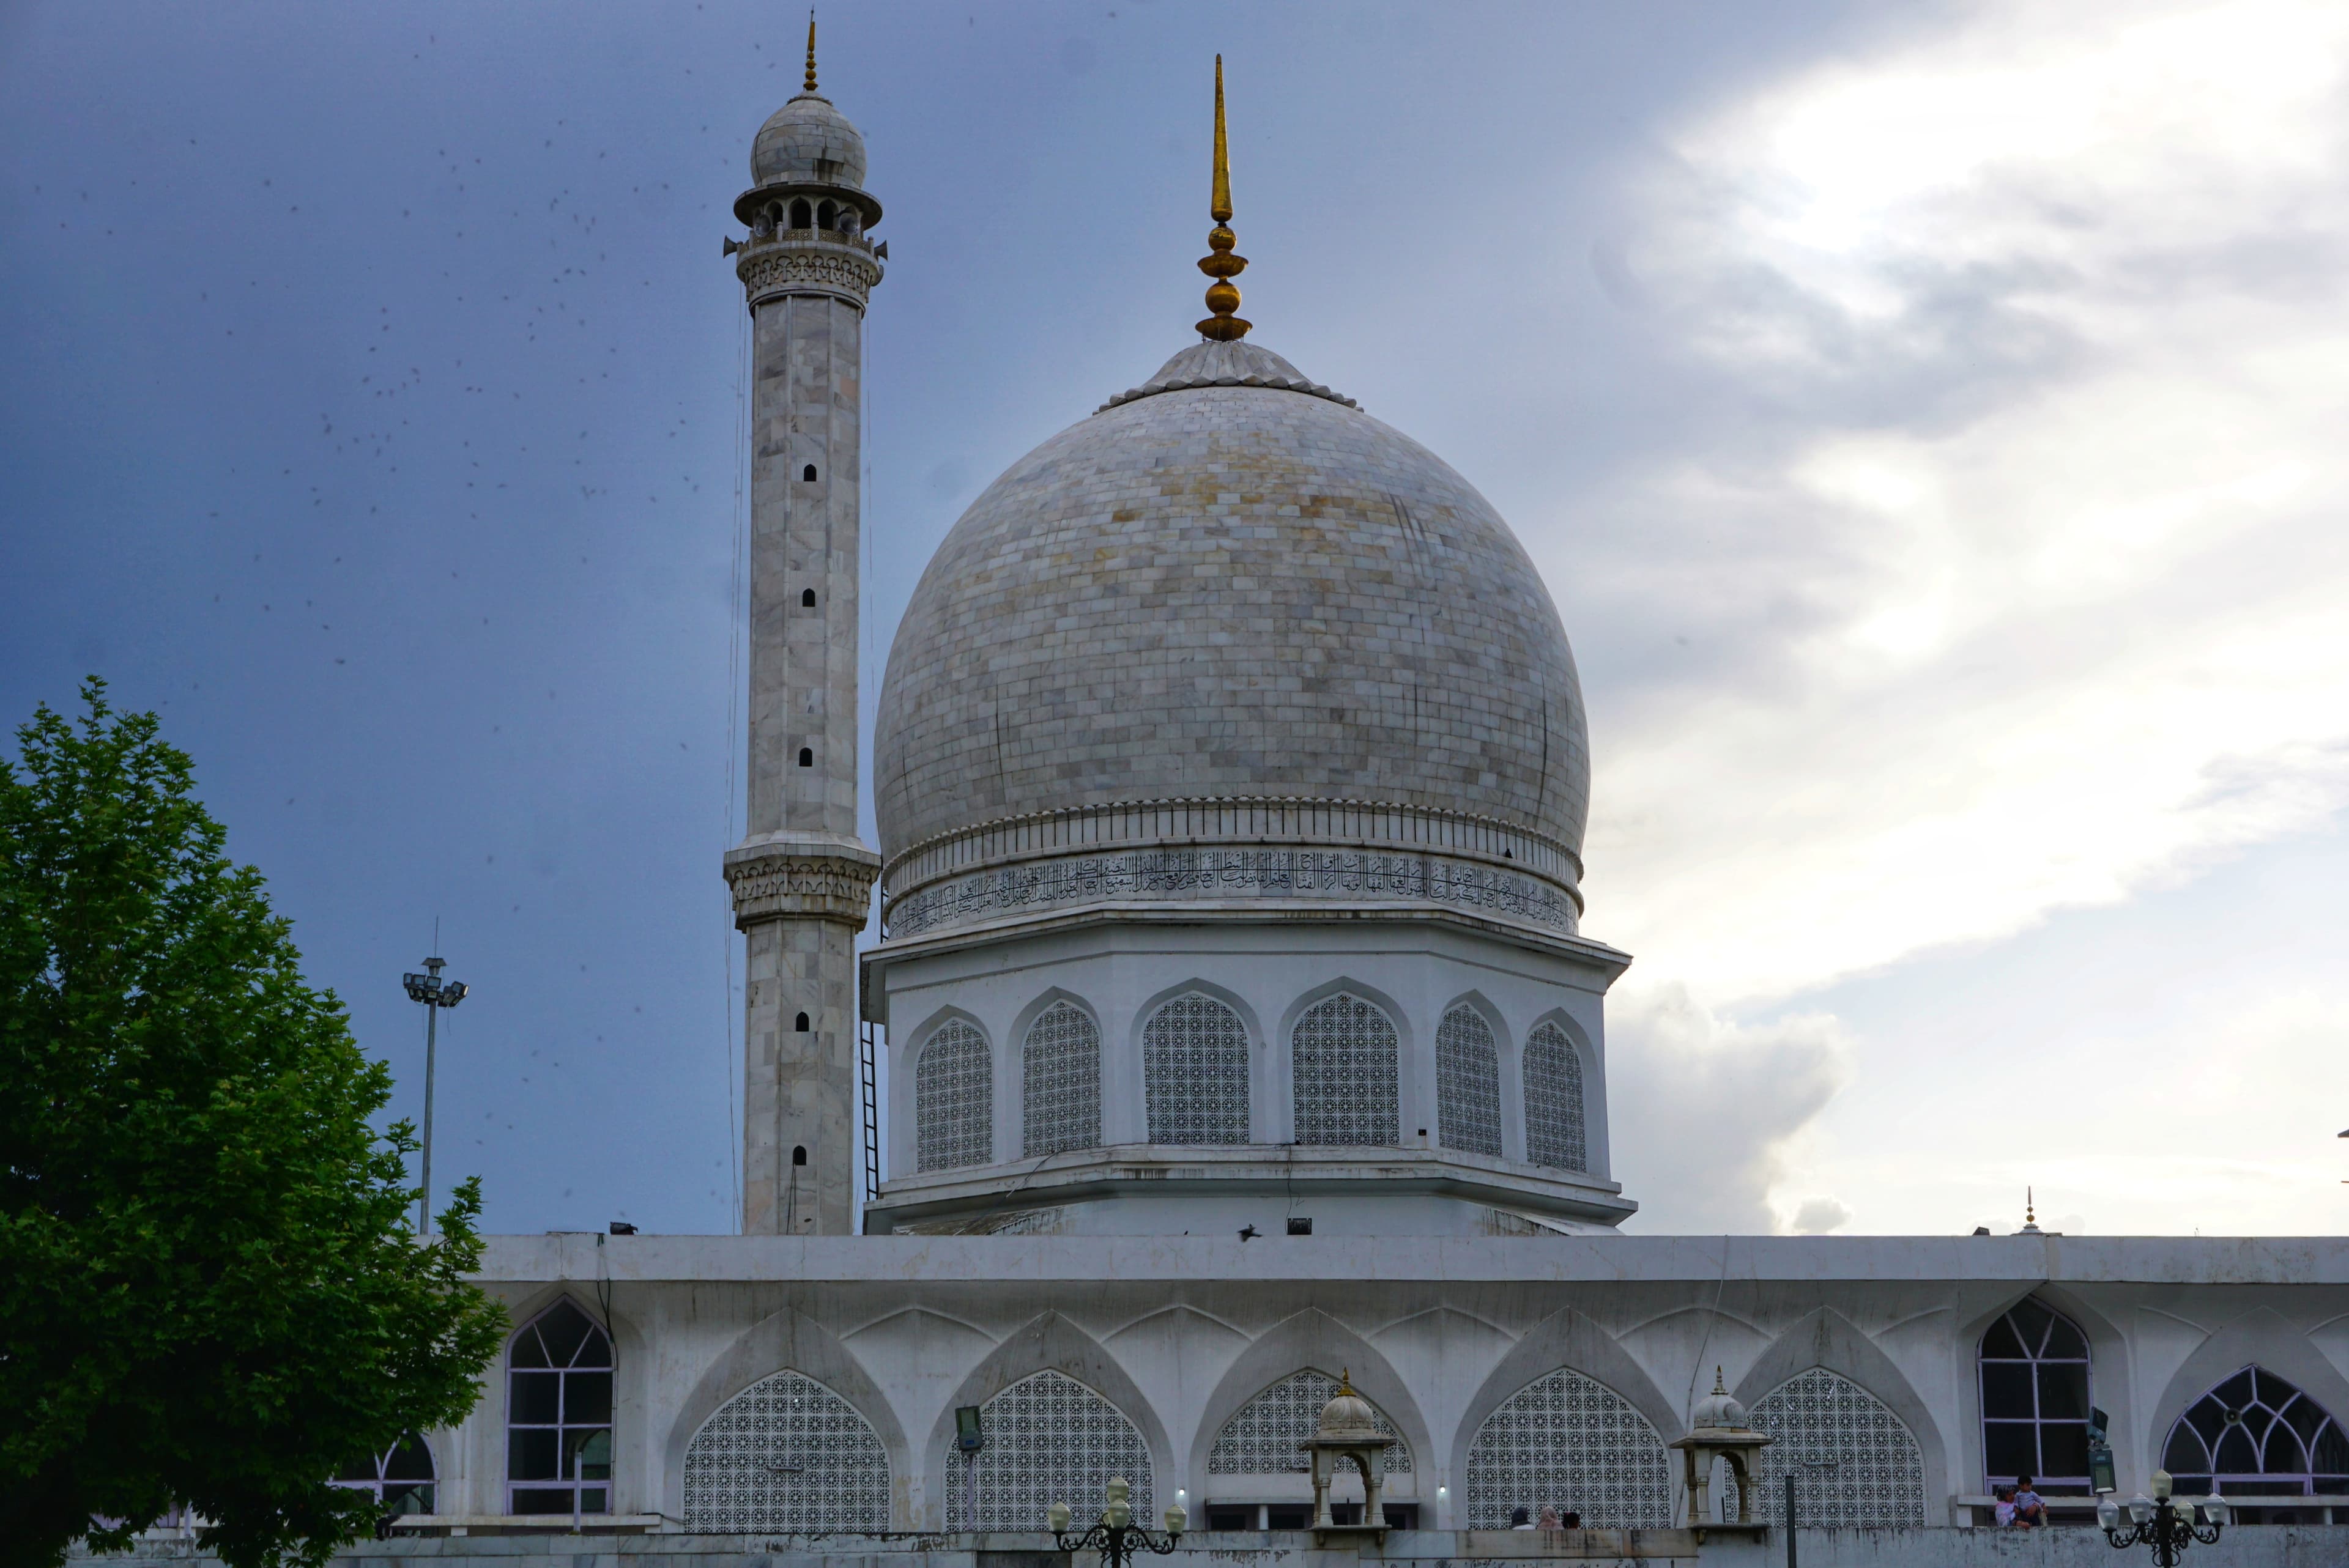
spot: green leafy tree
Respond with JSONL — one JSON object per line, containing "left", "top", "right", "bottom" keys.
{"left": 0, "top": 683, "right": 507, "bottom": 1568}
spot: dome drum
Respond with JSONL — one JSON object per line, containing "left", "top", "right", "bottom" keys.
{"left": 878, "top": 794, "right": 1582, "bottom": 942}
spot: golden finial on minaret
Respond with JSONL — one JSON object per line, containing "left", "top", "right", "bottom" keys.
{"left": 803, "top": 12, "right": 819, "bottom": 94}
{"left": 1197, "top": 54, "right": 1251, "bottom": 342}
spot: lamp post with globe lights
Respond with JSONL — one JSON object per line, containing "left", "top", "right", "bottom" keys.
{"left": 400, "top": 954, "right": 468, "bottom": 1236}
{"left": 1050, "top": 1477, "right": 1184, "bottom": 1568}
{"left": 2099, "top": 1470, "right": 2224, "bottom": 1565}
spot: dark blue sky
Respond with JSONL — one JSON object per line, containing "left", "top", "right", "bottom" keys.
{"left": 16, "top": 1, "right": 2343, "bottom": 1237}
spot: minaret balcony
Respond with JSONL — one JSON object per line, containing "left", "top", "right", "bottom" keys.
{"left": 733, "top": 228, "right": 883, "bottom": 309}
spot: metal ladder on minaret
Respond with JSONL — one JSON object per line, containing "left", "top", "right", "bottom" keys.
{"left": 858, "top": 1021, "right": 882, "bottom": 1202}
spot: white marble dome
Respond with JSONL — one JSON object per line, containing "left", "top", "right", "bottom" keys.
{"left": 751, "top": 91, "right": 867, "bottom": 188}
{"left": 874, "top": 340, "right": 1591, "bottom": 939}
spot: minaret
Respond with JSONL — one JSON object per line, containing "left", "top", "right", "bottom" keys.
{"left": 721, "top": 19, "right": 883, "bottom": 1236}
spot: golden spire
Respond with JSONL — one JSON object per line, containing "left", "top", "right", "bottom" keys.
{"left": 1196, "top": 54, "right": 1251, "bottom": 341}
{"left": 1211, "top": 54, "right": 1233, "bottom": 224}
{"left": 804, "top": 12, "right": 819, "bottom": 94}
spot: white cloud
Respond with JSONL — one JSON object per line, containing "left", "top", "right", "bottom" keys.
{"left": 1608, "top": 985, "right": 1853, "bottom": 1233}
{"left": 1789, "top": 1197, "right": 1854, "bottom": 1235}
{"left": 1568, "top": 0, "right": 2349, "bottom": 1010}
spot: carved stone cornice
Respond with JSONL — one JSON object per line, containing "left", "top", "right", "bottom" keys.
{"left": 724, "top": 834, "right": 882, "bottom": 930}
{"left": 737, "top": 237, "right": 883, "bottom": 308}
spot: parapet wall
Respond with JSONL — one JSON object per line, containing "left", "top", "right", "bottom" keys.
{"left": 84, "top": 1526, "right": 2349, "bottom": 1568}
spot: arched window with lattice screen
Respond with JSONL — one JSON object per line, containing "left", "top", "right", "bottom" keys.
{"left": 1748, "top": 1367, "right": 1926, "bottom": 1526}
{"left": 1435, "top": 1007, "right": 1502, "bottom": 1157}
{"left": 1209, "top": 1369, "right": 1412, "bottom": 1476}
{"left": 1523, "top": 1020, "right": 1586, "bottom": 1172}
{"left": 943, "top": 1370, "right": 1152, "bottom": 1530}
{"left": 1291, "top": 993, "right": 1398, "bottom": 1147}
{"left": 1464, "top": 1367, "right": 1670, "bottom": 1528}
{"left": 916, "top": 1019, "right": 991, "bottom": 1172}
{"left": 682, "top": 1369, "right": 892, "bottom": 1532}
{"left": 1143, "top": 993, "right": 1249, "bottom": 1144}
{"left": 1023, "top": 1000, "right": 1101, "bottom": 1157}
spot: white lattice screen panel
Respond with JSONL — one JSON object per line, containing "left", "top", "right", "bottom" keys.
{"left": 1022, "top": 1001, "right": 1101, "bottom": 1156}
{"left": 1291, "top": 993, "right": 1399, "bottom": 1146}
{"left": 681, "top": 1370, "right": 891, "bottom": 1533}
{"left": 1436, "top": 1007, "right": 1503, "bottom": 1156}
{"left": 1209, "top": 1369, "right": 1412, "bottom": 1475}
{"left": 1464, "top": 1368, "right": 1670, "bottom": 1528}
{"left": 1143, "top": 993, "right": 1250, "bottom": 1144}
{"left": 1523, "top": 1021, "right": 1586, "bottom": 1172}
{"left": 916, "top": 1019, "right": 992, "bottom": 1171}
{"left": 943, "top": 1370, "right": 1154, "bottom": 1531}
{"left": 1748, "top": 1368, "right": 1926, "bottom": 1526}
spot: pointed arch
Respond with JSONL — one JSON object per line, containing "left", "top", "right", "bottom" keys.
{"left": 1748, "top": 1368, "right": 1926, "bottom": 1526}
{"left": 1019, "top": 993, "right": 1101, "bottom": 1156}
{"left": 1452, "top": 1304, "right": 1683, "bottom": 1458}
{"left": 2148, "top": 1307, "right": 2349, "bottom": 1462}
{"left": 1977, "top": 1293, "right": 2095, "bottom": 1492}
{"left": 1434, "top": 1002, "right": 1503, "bottom": 1156}
{"left": 1734, "top": 1307, "right": 1943, "bottom": 1523}
{"left": 683, "top": 1370, "right": 890, "bottom": 1532}
{"left": 1522, "top": 1011, "right": 1587, "bottom": 1172}
{"left": 505, "top": 1295, "right": 615, "bottom": 1516}
{"left": 661, "top": 1305, "right": 909, "bottom": 1526}
{"left": 923, "top": 1311, "right": 1171, "bottom": 1531}
{"left": 1211, "top": 1371, "right": 1414, "bottom": 1484}
{"left": 913, "top": 1015, "right": 991, "bottom": 1171}
{"left": 1288, "top": 985, "right": 1400, "bottom": 1147}
{"left": 1187, "top": 1309, "right": 1431, "bottom": 1493}
{"left": 1139, "top": 988, "right": 1250, "bottom": 1144}
{"left": 1463, "top": 1366, "right": 1671, "bottom": 1528}
{"left": 2161, "top": 1363, "right": 2349, "bottom": 1495}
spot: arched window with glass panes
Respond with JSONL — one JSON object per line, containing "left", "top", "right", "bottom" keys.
{"left": 2162, "top": 1366, "right": 2349, "bottom": 1498}
{"left": 334, "top": 1433, "right": 436, "bottom": 1518}
{"left": 507, "top": 1298, "right": 614, "bottom": 1515}
{"left": 1980, "top": 1297, "right": 2093, "bottom": 1493}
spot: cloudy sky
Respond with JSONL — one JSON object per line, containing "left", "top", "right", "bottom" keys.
{"left": 7, "top": 1, "right": 2347, "bottom": 1238}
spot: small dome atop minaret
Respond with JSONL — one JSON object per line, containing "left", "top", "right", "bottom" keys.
{"left": 751, "top": 18, "right": 867, "bottom": 189}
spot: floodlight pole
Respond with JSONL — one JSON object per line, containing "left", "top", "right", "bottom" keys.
{"left": 401, "top": 955, "right": 469, "bottom": 1236}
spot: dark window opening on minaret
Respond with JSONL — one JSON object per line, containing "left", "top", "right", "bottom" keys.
{"left": 798, "top": 747, "right": 814, "bottom": 767}
{"left": 790, "top": 198, "right": 812, "bottom": 229}
{"left": 793, "top": 1145, "right": 808, "bottom": 1166}
{"left": 801, "top": 463, "right": 818, "bottom": 482}
{"left": 817, "top": 200, "right": 837, "bottom": 230}
{"left": 795, "top": 1011, "right": 811, "bottom": 1032}
{"left": 801, "top": 588, "right": 817, "bottom": 607}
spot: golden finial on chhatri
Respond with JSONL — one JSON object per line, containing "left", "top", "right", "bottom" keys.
{"left": 804, "top": 12, "right": 819, "bottom": 94}
{"left": 1197, "top": 54, "right": 1251, "bottom": 342}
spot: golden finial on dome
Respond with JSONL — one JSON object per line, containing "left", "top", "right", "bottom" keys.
{"left": 1197, "top": 54, "right": 1251, "bottom": 342}
{"left": 804, "top": 12, "right": 819, "bottom": 94}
